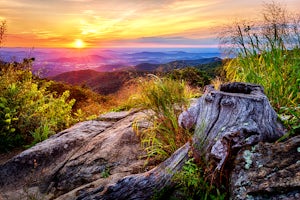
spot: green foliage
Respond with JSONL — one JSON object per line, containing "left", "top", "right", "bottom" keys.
{"left": 101, "top": 167, "right": 111, "bottom": 178}
{"left": 172, "top": 158, "right": 226, "bottom": 200}
{"left": 194, "top": 60, "right": 223, "bottom": 77}
{"left": 167, "top": 67, "right": 211, "bottom": 88}
{"left": 224, "top": 48, "right": 299, "bottom": 110}
{"left": 47, "top": 81, "right": 107, "bottom": 112}
{"left": 277, "top": 106, "right": 300, "bottom": 141}
{"left": 24, "top": 90, "right": 75, "bottom": 146}
{"left": 0, "top": 95, "right": 21, "bottom": 150}
{"left": 0, "top": 64, "right": 75, "bottom": 151}
{"left": 135, "top": 76, "right": 193, "bottom": 161}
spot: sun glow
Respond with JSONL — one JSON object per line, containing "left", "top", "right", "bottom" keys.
{"left": 73, "top": 39, "right": 85, "bottom": 48}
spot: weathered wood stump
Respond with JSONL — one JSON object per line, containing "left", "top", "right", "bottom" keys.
{"left": 79, "top": 82, "right": 285, "bottom": 199}
{"left": 179, "top": 82, "right": 285, "bottom": 171}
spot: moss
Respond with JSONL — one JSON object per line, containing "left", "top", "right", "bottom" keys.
{"left": 243, "top": 150, "right": 253, "bottom": 170}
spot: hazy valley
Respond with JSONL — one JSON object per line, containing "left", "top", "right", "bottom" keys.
{"left": 0, "top": 48, "right": 222, "bottom": 96}
{"left": 0, "top": 47, "right": 222, "bottom": 77}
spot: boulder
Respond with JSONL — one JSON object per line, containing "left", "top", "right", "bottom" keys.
{"left": 0, "top": 110, "right": 148, "bottom": 200}
{"left": 230, "top": 135, "right": 300, "bottom": 200}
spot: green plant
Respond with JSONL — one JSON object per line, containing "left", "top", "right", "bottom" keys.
{"left": 0, "top": 95, "right": 21, "bottom": 150}
{"left": 101, "top": 167, "right": 111, "bottom": 178}
{"left": 172, "top": 158, "right": 226, "bottom": 200}
{"left": 0, "top": 64, "right": 76, "bottom": 151}
{"left": 277, "top": 106, "right": 300, "bottom": 141}
{"left": 167, "top": 67, "right": 211, "bottom": 88}
{"left": 134, "top": 76, "right": 193, "bottom": 162}
{"left": 224, "top": 48, "right": 299, "bottom": 111}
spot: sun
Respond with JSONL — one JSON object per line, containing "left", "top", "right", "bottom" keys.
{"left": 73, "top": 39, "right": 85, "bottom": 48}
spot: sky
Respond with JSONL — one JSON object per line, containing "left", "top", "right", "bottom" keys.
{"left": 1, "top": 0, "right": 300, "bottom": 48}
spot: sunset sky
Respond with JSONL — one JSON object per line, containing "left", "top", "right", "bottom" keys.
{"left": 1, "top": 0, "right": 300, "bottom": 48}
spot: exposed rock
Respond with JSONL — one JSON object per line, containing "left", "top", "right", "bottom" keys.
{"left": 98, "top": 110, "right": 137, "bottom": 122}
{"left": 0, "top": 110, "right": 148, "bottom": 200}
{"left": 230, "top": 135, "right": 300, "bottom": 200}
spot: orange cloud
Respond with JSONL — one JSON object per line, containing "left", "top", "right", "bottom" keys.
{"left": 1, "top": 0, "right": 300, "bottom": 48}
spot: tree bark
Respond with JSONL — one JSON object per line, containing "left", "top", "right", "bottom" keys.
{"left": 81, "top": 82, "right": 285, "bottom": 199}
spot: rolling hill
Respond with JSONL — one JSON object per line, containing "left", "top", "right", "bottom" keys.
{"left": 50, "top": 70, "right": 147, "bottom": 95}
{"left": 49, "top": 57, "right": 222, "bottom": 95}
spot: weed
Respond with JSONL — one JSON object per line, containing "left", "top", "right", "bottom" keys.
{"left": 135, "top": 76, "right": 193, "bottom": 162}
{"left": 172, "top": 158, "right": 226, "bottom": 200}
{"left": 101, "top": 167, "right": 110, "bottom": 178}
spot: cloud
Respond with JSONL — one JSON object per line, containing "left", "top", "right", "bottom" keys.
{"left": 3, "top": 0, "right": 300, "bottom": 47}
{"left": 137, "top": 36, "right": 218, "bottom": 45}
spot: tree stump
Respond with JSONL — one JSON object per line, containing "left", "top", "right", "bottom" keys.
{"left": 179, "top": 82, "right": 285, "bottom": 171}
{"left": 80, "top": 82, "right": 285, "bottom": 199}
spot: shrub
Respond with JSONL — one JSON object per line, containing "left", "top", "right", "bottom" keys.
{"left": 0, "top": 64, "right": 75, "bottom": 151}
{"left": 167, "top": 67, "right": 211, "bottom": 88}
{"left": 134, "top": 76, "right": 193, "bottom": 162}
{"left": 47, "top": 81, "right": 107, "bottom": 119}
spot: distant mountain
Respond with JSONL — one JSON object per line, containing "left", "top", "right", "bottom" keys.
{"left": 92, "top": 57, "right": 222, "bottom": 72}
{"left": 157, "top": 57, "right": 222, "bottom": 71}
{"left": 127, "top": 51, "right": 210, "bottom": 59}
{"left": 131, "top": 63, "right": 160, "bottom": 71}
{"left": 124, "top": 51, "right": 216, "bottom": 64}
{"left": 50, "top": 69, "right": 101, "bottom": 84}
{"left": 50, "top": 69, "right": 147, "bottom": 95}
{"left": 129, "top": 57, "right": 222, "bottom": 72}
{"left": 128, "top": 52, "right": 169, "bottom": 57}
{"left": 46, "top": 55, "right": 107, "bottom": 63}
{"left": 1, "top": 47, "right": 222, "bottom": 78}
{"left": 94, "top": 63, "right": 128, "bottom": 72}
{"left": 49, "top": 56, "right": 222, "bottom": 95}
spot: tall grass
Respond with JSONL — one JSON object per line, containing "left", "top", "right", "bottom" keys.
{"left": 220, "top": 1, "right": 300, "bottom": 138}
{"left": 225, "top": 48, "right": 299, "bottom": 110}
{"left": 134, "top": 76, "right": 193, "bottom": 162}
{"left": 224, "top": 48, "right": 299, "bottom": 138}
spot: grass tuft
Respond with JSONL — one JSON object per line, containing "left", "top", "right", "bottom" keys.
{"left": 134, "top": 76, "right": 194, "bottom": 162}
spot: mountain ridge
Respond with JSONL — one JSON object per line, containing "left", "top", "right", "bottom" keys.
{"left": 49, "top": 57, "right": 222, "bottom": 95}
